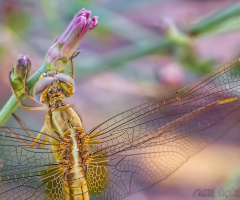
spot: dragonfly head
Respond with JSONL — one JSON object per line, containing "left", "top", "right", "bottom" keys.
{"left": 33, "top": 71, "right": 75, "bottom": 105}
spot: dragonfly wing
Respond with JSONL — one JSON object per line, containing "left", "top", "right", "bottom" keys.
{"left": 0, "top": 128, "right": 65, "bottom": 200}
{"left": 87, "top": 58, "right": 240, "bottom": 199}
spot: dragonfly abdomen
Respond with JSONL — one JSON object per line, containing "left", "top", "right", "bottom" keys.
{"left": 45, "top": 105, "right": 91, "bottom": 200}
{"left": 63, "top": 166, "right": 90, "bottom": 200}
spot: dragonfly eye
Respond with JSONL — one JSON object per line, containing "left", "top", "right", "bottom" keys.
{"left": 54, "top": 73, "right": 74, "bottom": 86}
{"left": 33, "top": 77, "right": 54, "bottom": 104}
{"left": 54, "top": 73, "right": 75, "bottom": 97}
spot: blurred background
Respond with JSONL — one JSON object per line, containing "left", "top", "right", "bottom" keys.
{"left": 1, "top": 0, "right": 240, "bottom": 199}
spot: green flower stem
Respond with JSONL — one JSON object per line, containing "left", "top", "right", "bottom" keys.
{"left": 0, "top": 95, "right": 19, "bottom": 126}
{"left": 189, "top": 2, "right": 240, "bottom": 35}
{"left": 0, "top": 64, "right": 47, "bottom": 126}
{"left": 75, "top": 38, "right": 172, "bottom": 77}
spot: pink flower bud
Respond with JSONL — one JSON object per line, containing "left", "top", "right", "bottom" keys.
{"left": 45, "top": 8, "right": 98, "bottom": 70}
{"left": 12, "top": 54, "right": 31, "bottom": 80}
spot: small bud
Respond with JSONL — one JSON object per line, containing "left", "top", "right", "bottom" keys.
{"left": 11, "top": 55, "right": 31, "bottom": 92}
{"left": 158, "top": 18, "right": 190, "bottom": 45}
{"left": 45, "top": 8, "right": 98, "bottom": 71}
{"left": 12, "top": 55, "right": 31, "bottom": 79}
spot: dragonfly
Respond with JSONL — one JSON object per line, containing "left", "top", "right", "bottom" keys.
{"left": 1, "top": 56, "right": 240, "bottom": 200}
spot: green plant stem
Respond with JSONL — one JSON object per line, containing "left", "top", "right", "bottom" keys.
{"left": 189, "top": 2, "right": 240, "bottom": 35}
{"left": 75, "top": 38, "right": 172, "bottom": 78}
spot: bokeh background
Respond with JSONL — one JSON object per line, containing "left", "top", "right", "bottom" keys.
{"left": 1, "top": 0, "right": 240, "bottom": 199}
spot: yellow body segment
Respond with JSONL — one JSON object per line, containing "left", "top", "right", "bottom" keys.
{"left": 45, "top": 105, "right": 91, "bottom": 200}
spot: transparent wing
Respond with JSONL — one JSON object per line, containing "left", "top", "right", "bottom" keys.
{"left": 87, "top": 58, "right": 240, "bottom": 200}
{"left": 2, "top": 58, "right": 240, "bottom": 200}
{"left": 0, "top": 127, "right": 65, "bottom": 200}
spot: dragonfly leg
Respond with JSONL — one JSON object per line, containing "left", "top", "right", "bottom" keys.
{"left": 9, "top": 71, "right": 45, "bottom": 110}
{"left": 6, "top": 117, "right": 48, "bottom": 148}
{"left": 70, "top": 58, "right": 74, "bottom": 79}
{"left": 13, "top": 113, "right": 48, "bottom": 147}
{"left": 12, "top": 113, "right": 35, "bottom": 139}
{"left": 29, "top": 125, "right": 48, "bottom": 148}
{"left": 23, "top": 67, "right": 35, "bottom": 101}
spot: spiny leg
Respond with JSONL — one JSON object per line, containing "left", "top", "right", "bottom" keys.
{"left": 30, "top": 126, "right": 48, "bottom": 148}
{"left": 23, "top": 67, "right": 35, "bottom": 101}
{"left": 5, "top": 122, "right": 48, "bottom": 148}
{"left": 70, "top": 58, "right": 74, "bottom": 79}
{"left": 5, "top": 113, "right": 48, "bottom": 148}
{"left": 12, "top": 113, "right": 34, "bottom": 139}
{"left": 69, "top": 49, "right": 81, "bottom": 79}
{"left": 9, "top": 71, "right": 45, "bottom": 110}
